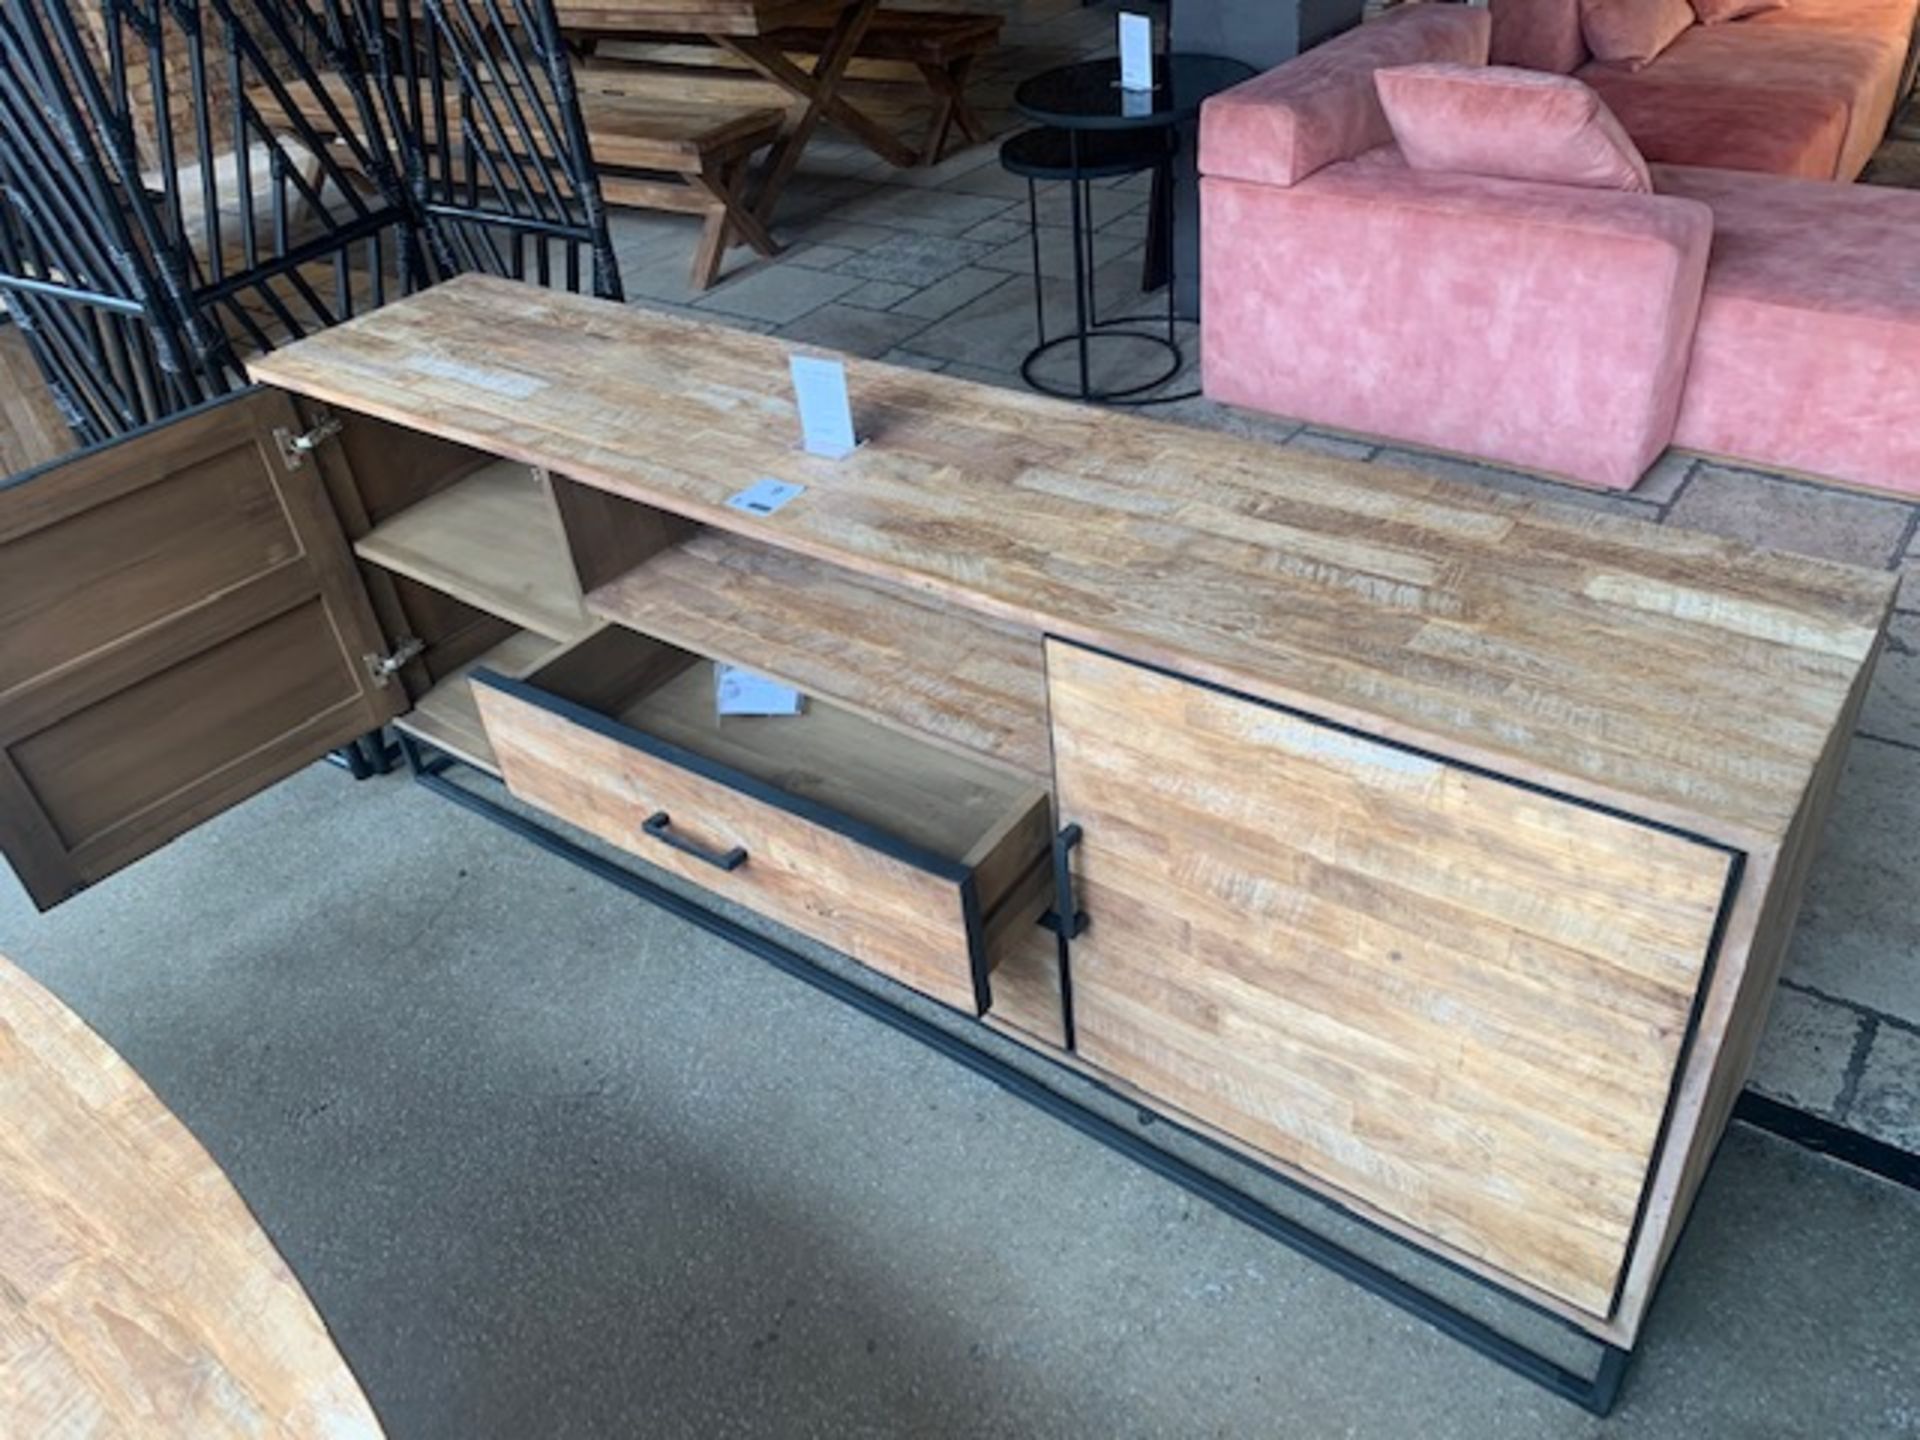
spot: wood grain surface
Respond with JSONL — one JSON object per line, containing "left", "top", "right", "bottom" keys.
{"left": 590, "top": 527, "right": 1049, "bottom": 779}
{"left": 0, "top": 390, "right": 404, "bottom": 910}
{"left": 395, "top": 628, "right": 562, "bottom": 774}
{"left": 353, "top": 457, "right": 595, "bottom": 643}
{"left": 1046, "top": 640, "right": 1735, "bottom": 1316}
{"left": 477, "top": 630, "right": 1049, "bottom": 1011}
{"left": 0, "top": 954, "right": 382, "bottom": 1439}
{"left": 249, "top": 276, "right": 1896, "bottom": 850}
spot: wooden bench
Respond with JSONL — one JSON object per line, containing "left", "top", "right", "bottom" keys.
{"left": 583, "top": 8, "right": 1002, "bottom": 167}
{"left": 765, "top": 9, "right": 1001, "bottom": 163}
{"left": 252, "top": 78, "right": 784, "bottom": 288}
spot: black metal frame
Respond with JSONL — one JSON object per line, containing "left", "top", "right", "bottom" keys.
{"left": 1734, "top": 1089, "right": 1920, "bottom": 1191}
{"left": 390, "top": 723, "right": 1638, "bottom": 1415}
{"left": 0, "top": 0, "right": 620, "bottom": 455}
{"left": 1005, "top": 125, "right": 1189, "bottom": 407}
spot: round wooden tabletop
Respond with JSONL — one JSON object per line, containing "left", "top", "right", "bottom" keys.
{"left": 0, "top": 955, "right": 384, "bottom": 1439}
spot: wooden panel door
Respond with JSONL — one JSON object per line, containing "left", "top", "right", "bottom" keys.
{"left": 1045, "top": 639, "right": 1739, "bottom": 1318}
{"left": 0, "top": 391, "right": 404, "bottom": 911}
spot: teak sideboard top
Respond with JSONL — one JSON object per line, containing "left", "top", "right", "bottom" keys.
{"left": 250, "top": 274, "right": 1894, "bottom": 855}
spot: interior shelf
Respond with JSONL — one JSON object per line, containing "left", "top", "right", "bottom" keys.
{"left": 395, "top": 629, "right": 565, "bottom": 775}
{"left": 586, "top": 529, "right": 1051, "bottom": 781}
{"left": 355, "top": 458, "right": 595, "bottom": 643}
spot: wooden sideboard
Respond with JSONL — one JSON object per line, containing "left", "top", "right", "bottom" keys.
{"left": 1, "top": 275, "right": 1894, "bottom": 1389}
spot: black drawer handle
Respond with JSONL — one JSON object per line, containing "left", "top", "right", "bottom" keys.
{"left": 642, "top": 811, "right": 748, "bottom": 872}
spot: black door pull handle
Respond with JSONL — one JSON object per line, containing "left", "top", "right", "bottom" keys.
{"left": 642, "top": 811, "right": 748, "bottom": 872}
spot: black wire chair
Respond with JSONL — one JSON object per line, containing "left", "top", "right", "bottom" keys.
{"left": 0, "top": 0, "right": 622, "bottom": 452}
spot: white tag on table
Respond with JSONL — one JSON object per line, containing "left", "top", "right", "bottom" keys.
{"left": 790, "top": 353, "right": 859, "bottom": 459}
{"left": 1118, "top": 13, "right": 1154, "bottom": 93}
{"left": 725, "top": 478, "right": 805, "bottom": 516}
{"left": 715, "top": 665, "right": 805, "bottom": 717}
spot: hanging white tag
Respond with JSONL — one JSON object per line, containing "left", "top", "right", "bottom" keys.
{"left": 1119, "top": 13, "right": 1154, "bottom": 93}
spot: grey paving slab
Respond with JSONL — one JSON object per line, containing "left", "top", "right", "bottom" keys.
{"left": 777, "top": 218, "right": 903, "bottom": 252}
{"left": 1031, "top": 183, "right": 1148, "bottom": 230}
{"left": 834, "top": 185, "right": 1019, "bottom": 237}
{"left": 1153, "top": 396, "right": 1303, "bottom": 446}
{"left": 905, "top": 252, "right": 1166, "bottom": 375}
{"left": 691, "top": 265, "right": 863, "bottom": 326}
{"left": 1748, "top": 987, "right": 1866, "bottom": 1117}
{"left": 892, "top": 265, "right": 1026, "bottom": 321}
{"left": 876, "top": 349, "right": 949, "bottom": 373}
{"left": 782, "top": 243, "right": 862, "bottom": 271}
{"left": 1858, "top": 611, "right": 1920, "bottom": 748}
{"left": 1290, "top": 428, "right": 1377, "bottom": 460}
{"left": 1850, "top": 1023, "right": 1920, "bottom": 1151}
{"left": 959, "top": 215, "right": 1031, "bottom": 246}
{"left": 889, "top": 143, "right": 1005, "bottom": 190}
{"left": 976, "top": 228, "right": 1143, "bottom": 278}
{"left": 4, "top": 766, "right": 1919, "bottom": 1439}
{"left": 1898, "top": 536, "right": 1920, "bottom": 612}
{"left": 1665, "top": 464, "right": 1916, "bottom": 568}
{"left": 1785, "top": 737, "right": 1920, "bottom": 1020}
{"left": 1098, "top": 210, "right": 1151, "bottom": 240}
{"left": 837, "top": 233, "right": 999, "bottom": 287}
{"left": 1633, "top": 452, "right": 1698, "bottom": 508}
{"left": 924, "top": 161, "right": 1032, "bottom": 200}
{"left": 941, "top": 360, "right": 1021, "bottom": 388}
{"left": 776, "top": 304, "right": 934, "bottom": 359}
{"left": 839, "top": 280, "right": 919, "bottom": 310}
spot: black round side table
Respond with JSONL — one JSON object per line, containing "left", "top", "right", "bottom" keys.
{"left": 1007, "top": 53, "right": 1254, "bottom": 406}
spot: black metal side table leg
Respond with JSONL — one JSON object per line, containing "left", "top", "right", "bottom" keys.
{"left": 1002, "top": 126, "right": 1184, "bottom": 405}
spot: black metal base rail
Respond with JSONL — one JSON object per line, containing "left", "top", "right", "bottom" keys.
{"left": 386, "top": 729, "right": 1634, "bottom": 1416}
{"left": 1733, "top": 1090, "right": 1920, "bottom": 1192}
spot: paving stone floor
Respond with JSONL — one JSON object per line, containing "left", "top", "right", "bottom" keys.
{"left": 598, "top": 0, "right": 1920, "bottom": 1153}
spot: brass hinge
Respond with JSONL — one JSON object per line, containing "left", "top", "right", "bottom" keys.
{"left": 363, "top": 636, "right": 425, "bottom": 687}
{"left": 273, "top": 410, "right": 343, "bottom": 471}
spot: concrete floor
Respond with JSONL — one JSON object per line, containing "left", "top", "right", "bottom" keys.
{"left": 5, "top": 762, "right": 1918, "bottom": 1438}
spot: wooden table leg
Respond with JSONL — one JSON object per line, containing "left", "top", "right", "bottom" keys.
{"left": 715, "top": 0, "right": 888, "bottom": 225}
{"left": 917, "top": 54, "right": 984, "bottom": 165}
{"left": 688, "top": 152, "right": 781, "bottom": 289}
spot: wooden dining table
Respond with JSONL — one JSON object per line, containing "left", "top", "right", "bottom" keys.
{"left": 0, "top": 953, "right": 383, "bottom": 1439}
{"left": 553, "top": 0, "right": 910, "bottom": 222}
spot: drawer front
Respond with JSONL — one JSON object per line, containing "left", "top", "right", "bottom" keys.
{"left": 475, "top": 675, "right": 993, "bottom": 1013}
{"left": 1047, "top": 640, "right": 1739, "bottom": 1318}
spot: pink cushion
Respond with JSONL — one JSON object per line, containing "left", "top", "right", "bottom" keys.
{"left": 1199, "top": 5, "right": 1491, "bottom": 189}
{"left": 1579, "top": 22, "right": 1904, "bottom": 178}
{"left": 1581, "top": 0, "right": 1695, "bottom": 68}
{"left": 1490, "top": 0, "right": 1589, "bottom": 74}
{"left": 1657, "top": 165, "right": 1920, "bottom": 499}
{"left": 1584, "top": 71, "right": 1846, "bottom": 177}
{"left": 1693, "top": 0, "right": 1786, "bottom": 21}
{"left": 1376, "top": 64, "right": 1651, "bottom": 191}
{"left": 1201, "top": 162, "right": 1713, "bottom": 490}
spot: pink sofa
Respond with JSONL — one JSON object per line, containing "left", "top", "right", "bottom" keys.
{"left": 1199, "top": 4, "right": 1920, "bottom": 495}
{"left": 1494, "top": 0, "right": 1918, "bottom": 180}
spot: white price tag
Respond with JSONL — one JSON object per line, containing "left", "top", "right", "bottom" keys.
{"left": 715, "top": 665, "right": 805, "bottom": 717}
{"left": 1118, "top": 13, "right": 1154, "bottom": 93}
{"left": 725, "top": 478, "right": 805, "bottom": 516}
{"left": 789, "top": 353, "right": 859, "bottom": 459}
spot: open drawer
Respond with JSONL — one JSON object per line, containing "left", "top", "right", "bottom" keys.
{"left": 471, "top": 627, "right": 1055, "bottom": 1014}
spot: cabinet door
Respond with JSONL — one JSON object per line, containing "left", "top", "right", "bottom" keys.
{"left": 1046, "top": 639, "right": 1738, "bottom": 1319}
{"left": 0, "top": 390, "right": 404, "bottom": 911}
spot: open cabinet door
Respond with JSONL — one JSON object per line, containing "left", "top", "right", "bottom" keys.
{"left": 0, "top": 390, "right": 406, "bottom": 911}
